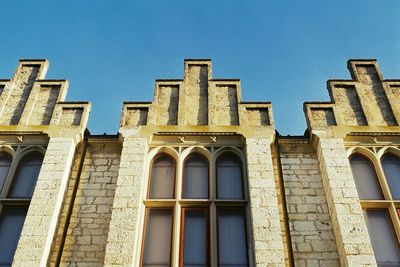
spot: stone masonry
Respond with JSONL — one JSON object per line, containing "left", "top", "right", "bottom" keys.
{"left": 1, "top": 58, "right": 399, "bottom": 266}
{"left": 280, "top": 150, "right": 340, "bottom": 266}
{"left": 50, "top": 139, "right": 121, "bottom": 266}
{"left": 246, "top": 138, "right": 286, "bottom": 266}
{"left": 104, "top": 136, "right": 148, "bottom": 266}
{"left": 315, "top": 137, "right": 376, "bottom": 266}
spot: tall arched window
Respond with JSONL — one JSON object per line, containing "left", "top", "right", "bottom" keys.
{"left": 350, "top": 152, "right": 400, "bottom": 266}
{"left": 381, "top": 154, "right": 400, "bottom": 200}
{"left": 216, "top": 152, "right": 248, "bottom": 267}
{"left": 148, "top": 154, "right": 175, "bottom": 199}
{"left": 216, "top": 153, "right": 244, "bottom": 199}
{"left": 0, "top": 153, "right": 12, "bottom": 193}
{"left": 8, "top": 153, "right": 43, "bottom": 198}
{"left": 142, "top": 153, "right": 176, "bottom": 266}
{"left": 142, "top": 149, "right": 249, "bottom": 266}
{"left": 182, "top": 153, "right": 209, "bottom": 199}
{"left": 0, "top": 151, "right": 43, "bottom": 266}
{"left": 349, "top": 155, "right": 383, "bottom": 200}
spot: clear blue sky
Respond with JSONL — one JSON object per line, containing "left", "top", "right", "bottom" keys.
{"left": 1, "top": 1, "right": 399, "bottom": 135}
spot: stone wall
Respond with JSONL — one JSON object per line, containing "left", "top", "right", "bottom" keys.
{"left": 104, "top": 137, "right": 148, "bottom": 266}
{"left": 13, "top": 138, "right": 76, "bottom": 266}
{"left": 281, "top": 150, "right": 340, "bottom": 266}
{"left": 0, "top": 64, "right": 40, "bottom": 125}
{"left": 246, "top": 137, "right": 286, "bottom": 266}
{"left": 50, "top": 139, "right": 121, "bottom": 266}
{"left": 316, "top": 137, "right": 376, "bottom": 266}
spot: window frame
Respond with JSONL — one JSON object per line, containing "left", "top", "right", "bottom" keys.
{"left": 140, "top": 207, "right": 175, "bottom": 267}
{"left": 215, "top": 152, "right": 246, "bottom": 200}
{"left": 181, "top": 152, "right": 210, "bottom": 199}
{"left": 179, "top": 207, "right": 210, "bottom": 267}
{"left": 140, "top": 146, "right": 252, "bottom": 267}
{"left": 216, "top": 206, "right": 249, "bottom": 267}
{"left": 349, "top": 153, "right": 385, "bottom": 200}
{"left": 0, "top": 146, "right": 45, "bottom": 266}
{"left": 146, "top": 153, "right": 177, "bottom": 199}
{"left": 349, "top": 147, "right": 400, "bottom": 263}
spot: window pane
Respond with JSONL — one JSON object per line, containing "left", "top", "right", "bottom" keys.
{"left": 217, "top": 154, "right": 243, "bottom": 199}
{"left": 363, "top": 210, "right": 400, "bottom": 266}
{"left": 142, "top": 209, "right": 173, "bottom": 267}
{"left": 148, "top": 155, "right": 175, "bottom": 199}
{"left": 183, "top": 155, "right": 208, "bottom": 199}
{"left": 0, "top": 153, "right": 12, "bottom": 193}
{"left": 0, "top": 207, "right": 28, "bottom": 267}
{"left": 218, "top": 209, "right": 248, "bottom": 267}
{"left": 8, "top": 153, "right": 43, "bottom": 198}
{"left": 350, "top": 156, "right": 383, "bottom": 200}
{"left": 382, "top": 155, "right": 400, "bottom": 199}
{"left": 182, "top": 209, "right": 208, "bottom": 267}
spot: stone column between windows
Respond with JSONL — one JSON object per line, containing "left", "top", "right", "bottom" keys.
{"left": 12, "top": 137, "right": 76, "bottom": 267}
{"left": 315, "top": 136, "right": 376, "bottom": 266}
{"left": 246, "top": 137, "right": 286, "bottom": 266}
{"left": 104, "top": 136, "right": 147, "bottom": 266}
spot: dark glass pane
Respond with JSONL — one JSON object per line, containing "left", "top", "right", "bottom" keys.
{"left": 350, "top": 156, "right": 383, "bottom": 200}
{"left": 148, "top": 155, "right": 175, "bottom": 199}
{"left": 183, "top": 155, "right": 208, "bottom": 199}
{"left": 142, "top": 209, "right": 173, "bottom": 267}
{"left": 218, "top": 209, "right": 247, "bottom": 267}
{"left": 382, "top": 155, "right": 400, "bottom": 199}
{"left": 0, "top": 153, "right": 12, "bottom": 193}
{"left": 217, "top": 154, "right": 243, "bottom": 199}
{"left": 364, "top": 210, "right": 400, "bottom": 266}
{"left": 183, "top": 210, "right": 207, "bottom": 266}
{"left": 0, "top": 207, "right": 28, "bottom": 266}
{"left": 8, "top": 153, "right": 43, "bottom": 198}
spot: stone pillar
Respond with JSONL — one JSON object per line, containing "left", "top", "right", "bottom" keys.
{"left": 12, "top": 137, "right": 76, "bottom": 266}
{"left": 246, "top": 137, "right": 286, "bottom": 266}
{"left": 315, "top": 137, "right": 376, "bottom": 266}
{"left": 104, "top": 135, "right": 147, "bottom": 266}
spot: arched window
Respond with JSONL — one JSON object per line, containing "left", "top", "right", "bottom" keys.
{"left": 0, "top": 150, "right": 44, "bottom": 266}
{"left": 182, "top": 153, "right": 209, "bottom": 199}
{"left": 8, "top": 152, "right": 43, "bottom": 199}
{"left": 148, "top": 154, "right": 175, "bottom": 199}
{"left": 381, "top": 154, "right": 400, "bottom": 200}
{"left": 142, "top": 148, "right": 249, "bottom": 266}
{"left": 0, "top": 153, "right": 12, "bottom": 192}
{"left": 350, "top": 155, "right": 383, "bottom": 200}
{"left": 216, "top": 153, "right": 244, "bottom": 199}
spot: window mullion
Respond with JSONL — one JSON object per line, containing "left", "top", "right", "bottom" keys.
{"left": 0, "top": 155, "right": 17, "bottom": 199}
{"left": 389, "top": 203, "right": 400, "bottom": 246}
{"left": 171, "top": 202, "right": 180, "bottom": 267}
{"left": 210, "top": 202, "right": 218, "bottom": 267}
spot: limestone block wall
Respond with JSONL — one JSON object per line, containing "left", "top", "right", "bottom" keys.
{"left": 209, "top": 81, "right": 240, "bottom": 125}
{"left": 246, "top": 138, "right": 286, "bottom": 266}
{"left": 0, "top": 59, "right": 90, "bottom": 128}
{"left": 104, "top": 136, "right": 148, "bottom": 266}
{"left": 280, "top": 150, "right": 340, "bottom": 266}
{"left": 316, "top": 137, "right": 376, "bottom": 266}
{"left": 120, "top": 60, "right": 274, "bottom": 129}
{"left": 184, "top": 63, "right": 209, "bottom": 125}
{"left": 304, "top": 59, "right": 400, "bottom": 129}
{"left": 13, "top": 138, "right": 76, "bottom": 266}
{"left": 28, "top": 84, "right": 61, "bottom": 125}
{"left": 0, "top": 63, "right": 42, "bottom": 125}
{"left": 50, "top": 139, "right": 121, "bottom": 266}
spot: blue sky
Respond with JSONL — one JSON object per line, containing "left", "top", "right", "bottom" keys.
{"left": 0, "top": 1, "right": 399, "bottom": 135}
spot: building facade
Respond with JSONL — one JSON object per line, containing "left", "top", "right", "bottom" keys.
{"left": 0, "top": 58, "right": 399, "bottom": 266}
